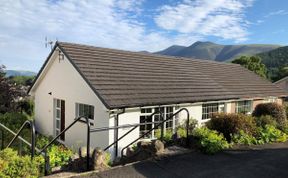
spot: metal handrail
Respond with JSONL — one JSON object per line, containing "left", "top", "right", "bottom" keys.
{"left": 121, "top": 108, "right": 190, "bottom": 157}
{"left": 0, "top": 122, "right": 41, "bottom": 153}
{"left": 103, "top": 110, "right": 164, "bottom": 152}
{"left": 39, "top": 115, "right": 91, "bottom": 175}
{"left": 0, "top": 120, "right": 36, "bottom": 159}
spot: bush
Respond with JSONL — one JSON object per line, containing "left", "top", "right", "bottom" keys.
{"left": 257, "top": 125, "right": 288, "bottom": 144}
{"left": 48, "top": 145, "right": 73, "bottom": 168}
{"left": 0, "top": 112, "right": 31, "bottom": 151}
{"left": 255, "top": 115, "right": 277, "bottom": 128}
{"left": 232, "top": 130, "right": 258, "bottom": 145}
{"left": 253, "top": 103, "right": 287, "bottom": 127}
{"left": 177, "top": 118, "right": 198, "bottom": 135}
{"left": 192, "top": 127, "right": 230, "bottom": 154}
{"left": 17, "top": 99, "right": 34, "bottom": 116}
{"left": 155, "top": 128, "right": 173, "bottom": 142}
{"left": 0, "top": 148, "right": 43, "bottom": 178}
{"left": 207, "top": 113, "right": 257, "bottom": 142}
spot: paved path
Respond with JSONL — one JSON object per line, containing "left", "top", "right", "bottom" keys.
{"left": 74, "top": 142, "right": 288, "bottom": 178}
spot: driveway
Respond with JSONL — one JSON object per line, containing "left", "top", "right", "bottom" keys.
{"left": 74, "top": 142, "right": 288, "bottom": 178}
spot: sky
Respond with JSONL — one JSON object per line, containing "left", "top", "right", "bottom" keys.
{"left": 0, "top": 0, "right": 288, "bottom": 72}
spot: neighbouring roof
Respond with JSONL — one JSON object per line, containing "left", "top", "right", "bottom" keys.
{"left": 274, "top": 76, "right": 288, "bottom": 92}
{"left": 30, "top": 42, "right": 288, "bottom": 109}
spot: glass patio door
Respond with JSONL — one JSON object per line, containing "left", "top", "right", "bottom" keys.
{"left": 54, "top": 99, "right": 65, "bottom": 141}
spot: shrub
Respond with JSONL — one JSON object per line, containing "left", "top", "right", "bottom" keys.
{"left": 17, "top": 99, "right": 34, "bottom": 116}
{"left": 0, "top": 148, "right": 43, "bottom": 178}
{"left": 207, "top": 113, "right": 257, "bottom": 142}
{"left": 0, "top": 112, "right": 31, "bottom": 150}
{"left": 48, "top": 145, "right": 73, "bottom": 168}
{"left": 192, "top": 127, "right": 229, "bottom": 154}
{"left": 257, "top": 124, "right": 288, "bottom": 144}
{"left": 231, "top": 130, "right": 258, "bottom": 145}
{"left": 255, "top": 115, "right": 277, "bottom": 128}
{"left": 177, "top": 118, "right": 198, "bottom": 134}
{"left": 253, "top": 103, "right": 287, "bottom": 127}
{"left": 155, "top": 128, "right": 173, "bottom": 142}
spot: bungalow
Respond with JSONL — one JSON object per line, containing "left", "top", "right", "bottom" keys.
{"left": 28, "top": 42, "right": 287, "bottom": 158}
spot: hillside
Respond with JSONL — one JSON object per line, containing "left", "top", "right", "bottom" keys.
{"left": 5, "top": 70, "right": 36, "bottom": 77}
{"left": 257, "top": 46, "right": 288, "bottom": 69}
{"left": 257, "top": 46, "right": 288, "bottom": 80}
{"left": 155, "top": 41, "right": 281, "bottom": 61}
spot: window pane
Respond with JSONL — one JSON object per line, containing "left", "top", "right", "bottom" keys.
{"left": 236, "top": 100, "right": 251, "bottom": 114}
{"left": 56, "top": 99, "right": 60, "bottom": 108}
{"left": 56, "top": 109, "right": 60, "bottom": 118}
{"left": 141, "top": 108, "right": 152, "bottom": 113}
{"left": 56, "top": 120, "right": 60, "bottom": 129}
{"left": 202, "top": 103, "right": 219, "bottom": 120}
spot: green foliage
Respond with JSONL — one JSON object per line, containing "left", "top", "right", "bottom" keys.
{"left": 0, "top": 65, "right": 24, "bottom": 114}
{"left": 0, "top": 148, "right": 43, "bottom": 178}
{"left": 232, "top": 56, "right": 267, "bottom": 78}
{"left": 35, "top": 134, "right": 73, "bottom": 168}
{"left": 255, "top": 115, "right": 277, "bottom": 128}
{"left": 48, "top": 145, "right": 73, "bottom": 168}
{"left": 207, "top": 113, "right": 257, "bottom": 142}
{"left": 17, "top": 99, "right": 34, "bottom": 116}
{"left": 253, "top": 103, "right": 287, "bottom": 128}
{"left": 155, "top": 128, "right": 173, "bottom": 142}
{"left": 105, "top": 152, "right": 112, "bottom": 166}
{"left": 0, "top": 112, "right": 31, "bottom": 150}
{"left": 9, "top": 76, "right": 35, "bottom": 86}
{"left": 257, "top": 125, "right": 288, "bottom": 144}
{"left": 177, "top": 118, "right": 198, "bottom": 135}
{"left": 257, "top": 46, "right": 288, "bottom": 81}
{"left": 192, "top": 127, "right": 230, "bottom": 154}
{"left": 232, "top": 130, "right": 258, "bottom": 145}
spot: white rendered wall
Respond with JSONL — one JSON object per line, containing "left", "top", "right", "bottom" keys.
{"left": 31, "top": 49, "right": 109, "bottom": 151}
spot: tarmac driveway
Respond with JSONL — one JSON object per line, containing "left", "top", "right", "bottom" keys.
{"left": 75, "top": 142, "right": 288, "bottom": 178}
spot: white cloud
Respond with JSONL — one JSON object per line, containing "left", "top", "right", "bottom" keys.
{"left": 0, "top": 0, "right": 254, "bottom": 71}
{"left": 0, "top": 0, "right": 204, "bottom": 71}
{"left": 154, "top": 0, "right": 253, "bottom": 42}
{"left": 264, "top": 10, "right": 288, "bottom": 18}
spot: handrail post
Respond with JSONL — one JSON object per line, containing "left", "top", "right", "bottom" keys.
{"left": 1, "top": 130, "right": 4, "bottom": 149}
{"left": 30, "top": 120, "right": 36, "bottom": 159}
{"left": 186, "top": 110, "right": 190, "bottom": 147}
{"left": 160, "top": 112, "right": 164, "bottom": 141}
{"left": 86, "top": 118, "right": 91, "bottom": 171}
{"left": 44, "top": 149, "right": 50, "bottom": 176}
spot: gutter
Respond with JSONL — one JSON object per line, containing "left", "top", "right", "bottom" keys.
{"left": 113, "top": 108, "right": 125, "bottom": 158}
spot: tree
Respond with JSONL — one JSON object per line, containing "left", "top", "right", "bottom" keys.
{"left": 272, "top": 66, "right": 288, "bottom": 82}
{"left": 0, "top": 65, "right": 23, "bottom": 113}
{"left": 232, "top": 56, "right": 267, "bottom": 78}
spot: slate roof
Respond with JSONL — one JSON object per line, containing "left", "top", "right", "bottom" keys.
{"left": 274, "top": 76, "right": 288, "bottom": 92}
{"left": 32, "top": 41, "right": 288, "bottom": 109}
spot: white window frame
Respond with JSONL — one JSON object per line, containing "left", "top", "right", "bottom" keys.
{"left": 139, "top": 106, "right": 175, "bottom": 138}
{"left": 235, "top": 100, "right": 252, "bottom": 114}
{"left": 76, "top": 103, "right": 95, "bottom": 126}
{"left": 54, "top": 99, "right": 62, "bottom": 138}
{"left": 202, "top": 102, "right": 225, "bottom": 120}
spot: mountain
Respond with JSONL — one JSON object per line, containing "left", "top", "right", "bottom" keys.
{"left": 5, "top": 70, "right": 36, "bottom": 77}
{"left": 257, "top": 46, "right": 288, "bottom": 80}
{"left": 257, "top": 46, "right": 288, "bottom": 69}
{"left": 155, "top": 41, "right": 281, "bottom": 61}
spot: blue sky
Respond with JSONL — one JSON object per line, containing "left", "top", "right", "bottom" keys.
{"left": 0, "top": 0, "right": 288, "bottom": 72}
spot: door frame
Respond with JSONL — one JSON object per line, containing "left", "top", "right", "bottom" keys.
{"left": 54, "top": 98, "right": 65, "bottom": 141}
